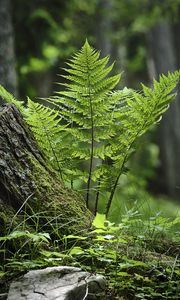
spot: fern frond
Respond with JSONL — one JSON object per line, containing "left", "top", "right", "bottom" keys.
{"left": 48, "top": 40, "right": 121, "bottom": 207}
{"left": 0, "top": 85, "right": 25, "bottom": 112}
{"left": 110, "top": 71, "right": 180, "bottom": 164}
{"left": 25, "top": 98, "right": 69, "bottom": 178}
{"left": 105, "top": 71, "right": 180, "bottom": 216}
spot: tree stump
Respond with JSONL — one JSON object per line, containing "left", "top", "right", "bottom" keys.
{"left": 0, "top": 104, "right": 92, "bottom": 236}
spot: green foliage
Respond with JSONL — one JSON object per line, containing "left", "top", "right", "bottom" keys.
{"left": 46, "top": 41, "right": 179, "bottom": 215}
{"left": 104, "top": 70, "right": 180, "bottom": 215}
{"left": 0, "top": 231, "right": 50, "bottom": 243}
{"left": 48, "top": 40, "right": 121, "bottom": 206}
{"left": 25, "top": 98, "right": 68, "bottom": 178}
{"left": 0, "top": 85, "right": 24, "bottom": 112}
{"left": 97, "top": 172, "right": 180, "bottom": 227}
{"left": 1, "top": 205, "right": 179, "bottom": 299}
{"left": 0, "top": 41, "right": 179, "bottom": 216}
{"left": 60, "top": 212, "right": 180, "bottom": 299}
{"left": 0, "top": 229, "right": 51, "bottom": 278}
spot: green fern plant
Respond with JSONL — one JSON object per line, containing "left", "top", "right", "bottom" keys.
{"left": 0, "top": 85, "right": 24, "bottom": 112}
{"left": 47, "top": 40, "right": 121, "bottom": 208}
{"left": 105, "top": 71, "right": 180, "bottom": 216}
{"left": 25, "top": 98, "right": 68, "bottom": 179}
{"left": 0, "top": 41, "right": 179, "bottom": 217}
{"left": 47, "top": 41, "right": 179, "bottom": 216}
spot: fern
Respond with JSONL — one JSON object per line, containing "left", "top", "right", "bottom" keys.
{"left": 25, "top": 98, "right": 68, "bottom": 179}
{"left": 0, "top": 85, "right": 24, "bottom": 112}
{"left": 105, "top": 71, "right": 180, "bottom": 216}
{"left": 46, "top": 42, "right": 179, "bottom": 215}
{"left": 48, "top": 40, "right": 121, "bottom": 207}
{"left": 0, "top": 41, "right": 179, "bottom": 217}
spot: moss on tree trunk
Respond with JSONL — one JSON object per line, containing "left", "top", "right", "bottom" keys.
{"left": 0, "top": 104, "right": 92, "bottom": 237}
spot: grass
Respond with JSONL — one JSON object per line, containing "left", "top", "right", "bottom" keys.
{"left": 0, "top": 194, "right": 179, "bottom": 299}
{"left": 96, "top": 173, "right": 180, "bottom": 222}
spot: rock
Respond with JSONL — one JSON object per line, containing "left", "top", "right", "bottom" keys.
{"left": 8, "top": 266, "right": 106, "bottom": 300}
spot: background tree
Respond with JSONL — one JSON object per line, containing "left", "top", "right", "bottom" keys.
{"left": 0, "top": 0, "right": 18, "bottom": 103}
{"left": 147, "top": 18, "right": 180, "bottom": 200}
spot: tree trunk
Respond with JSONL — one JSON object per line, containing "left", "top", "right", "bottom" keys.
{"left": 95, "top": 0, "right": 113, "bottom": 57}
{"left": 0, "top": 0, "right": 18, "bottom": 104}
{"left": 0, "top": 104, "right": 92, "bottom": 236}
{"left": 147, "top": 21, "right": 180, "bottom": 200}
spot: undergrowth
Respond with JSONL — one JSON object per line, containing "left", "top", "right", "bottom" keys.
{"left": 0, "top": 209, "right": 179, "bottom": 299}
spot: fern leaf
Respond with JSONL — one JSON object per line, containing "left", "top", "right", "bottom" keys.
{"left": 25, "top": 98, "right": 69, "bottom": 178}
{"left": 105, "top": 71, "right": 180, "bottom": 216}
{"left": 0, "top": 85, "right": 24, "bottom": 112}
{"left": 48, "top": 40, "right": 121, "bottom": 206}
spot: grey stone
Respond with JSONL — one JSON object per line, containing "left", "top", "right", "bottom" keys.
{"left": 8, "top": 266, "right": 106, "bottom": 300}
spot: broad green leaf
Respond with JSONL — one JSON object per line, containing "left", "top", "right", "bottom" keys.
{"left": 69, "top": 246, "right": 85, "bottom": 255}
{"left": 116, "top": 271, "right": 131, "bottom": 277}
{"left": 40, "top": 251, "right": 68, "bottom": 258}
{"left": 64, "top": 235, "right": 87, "bottom": 240}
{"left": 92, "top": 213, "right": 106, "bottom": 229}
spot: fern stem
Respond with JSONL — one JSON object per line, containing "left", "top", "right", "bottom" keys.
{"left": 49, "top": 145, "right": 63, "bottom": 180}
{"left": 40, "top": 120, "right": 63, "bottom": 180}
{"left": 86, "top": 55, "right": 94, "bottom": 208}
{"left": 105, "top": 170, "right": 121, "bottom": 218}
{"left": 94, "top": 178, "right": 101, "bottom": 215}
{"left": 105, "top": 153, "right": 128, "bottom": 217}
{"left": 86, "top": 110, "right": 94, "bottom": 208}
{"left": 105, "top": 127, "right": 147, "bottom": 217}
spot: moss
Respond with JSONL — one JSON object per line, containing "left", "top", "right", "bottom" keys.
{"left": 26, "top": 154, "right": 93, "bottom": 237}
{"left": 0, "top": 212, "right": 6, "bottom": 236}
{"left": 0, "top": 201, "right": 17, "bottom": 236}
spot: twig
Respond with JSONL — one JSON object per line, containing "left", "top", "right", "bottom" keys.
{"left": 169, "top": 254, "right": 178, "bottom": 281}
{"left": 82, "top": 277, "right": 89, "bottom": 300}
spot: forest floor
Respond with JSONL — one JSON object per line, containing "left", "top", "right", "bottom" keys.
{"left": 0, "top": 212, "right": 179, "bottom": 299}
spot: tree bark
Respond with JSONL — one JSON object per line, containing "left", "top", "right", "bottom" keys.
{"left": 0, "top": 104, "right": 92, "bottom": 235}
{"left": 95, "top": 0, "right": 113, "bottom": 57}
{"left": 147, "top": 21, "right": 180, "bottom": 200}
{"left": 0, "top": 0, "right": 18, "bottom": 104}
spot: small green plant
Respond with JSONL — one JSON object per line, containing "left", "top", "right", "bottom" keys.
{"left": 0, "top": 41, "right": 179, "bottom": 217}
{"left": 60, "top": 212, "right": 180, "bottom": 299}
{"left": 0, "top": 203, "right": 75, "bottom": 288}
{"left": 0, "top": 208, "right": 179, "bottom": 299}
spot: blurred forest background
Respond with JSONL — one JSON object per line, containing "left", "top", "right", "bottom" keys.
{"left": 0, "top": 0, "right": 180, "bottom": 220}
